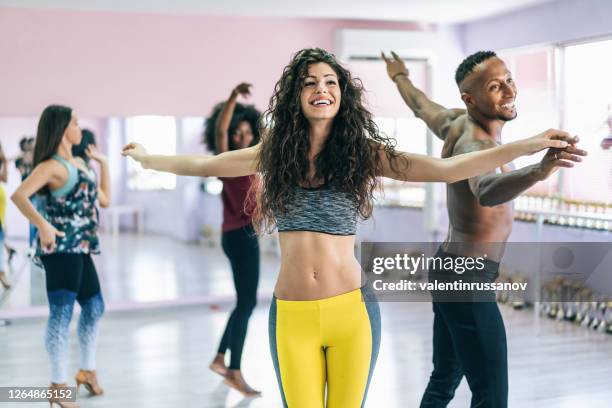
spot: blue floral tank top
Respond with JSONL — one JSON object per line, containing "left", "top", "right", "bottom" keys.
{"left": 36, "top": 155, "right": 100, "bottom": 256}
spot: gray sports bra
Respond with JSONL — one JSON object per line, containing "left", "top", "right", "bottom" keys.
{"left": 275, "top": 180, "right": 359, "bottom": 236}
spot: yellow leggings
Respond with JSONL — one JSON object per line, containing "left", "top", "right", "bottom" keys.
{"left": 269, "top": 287, "right": 380, "bottom": 407}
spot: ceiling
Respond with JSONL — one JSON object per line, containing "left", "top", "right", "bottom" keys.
{"left": 0, "top": 0, "right": 559, "bottom": 24}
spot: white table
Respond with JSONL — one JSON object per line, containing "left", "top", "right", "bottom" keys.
{"left": 106, "top": 205, "right": 145, "bottom": 238}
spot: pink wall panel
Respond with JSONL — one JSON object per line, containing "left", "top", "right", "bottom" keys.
{"left": 0, "top": 7, "right": 424, "bottom": 117}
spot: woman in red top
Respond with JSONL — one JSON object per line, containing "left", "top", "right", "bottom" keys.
{"left": 205, "top": 83, "right": 262, "bottom": 396}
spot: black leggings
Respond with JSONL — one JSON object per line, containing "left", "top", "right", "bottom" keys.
{"left": 41, "top": 253, "right": 102, "bottom": 301}
{"left": 420, "top": 248, "right": 508, "bottom": 408}
{"left": 217, "top": 224, "right": 260, "bottom": 370}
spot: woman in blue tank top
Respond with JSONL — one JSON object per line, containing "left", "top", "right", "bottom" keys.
{"left": 11, "top": 105, "right": 111, "bottom": 408}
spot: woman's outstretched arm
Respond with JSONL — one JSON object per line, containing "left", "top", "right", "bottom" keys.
{"left": 122, "top": 142, "right": 260, "bottom": 178}
{"left": 378, "top": 129, "right": 580, "bottom": 183}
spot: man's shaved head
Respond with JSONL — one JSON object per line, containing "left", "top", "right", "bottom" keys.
{"left": 455, "top": 51, "right": 497, "bottom": 89}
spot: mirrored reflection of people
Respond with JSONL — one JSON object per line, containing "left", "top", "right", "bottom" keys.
{"left": 384, "top": 50, "right": 587, "bottom": 408}
{"left": 15, "top": 136, "right": 39, "bottom": 248}
{"left": 15, "top": 136, "right": 35, "bottom": 179}
{"left": 600, "top": 103, "right": 612, "bottom": 150}
{"left": 0, "top": 142, "right": 11, "bottom": 290}
{"left": 71, "top": 129, "right": 111, "bottom": 209}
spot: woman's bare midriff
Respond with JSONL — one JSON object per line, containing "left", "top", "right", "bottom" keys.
{"left": 274, "top": 231, "right": 363, "bottom": 301}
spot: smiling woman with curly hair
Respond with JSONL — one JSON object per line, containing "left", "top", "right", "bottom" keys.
{"left": 123, "top": 48, "right": 571, "bottom": 406}
{"left": 254, "top": 48, "right": 398, "bottom": 233}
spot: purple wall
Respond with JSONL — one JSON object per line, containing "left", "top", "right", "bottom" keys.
{"left": 462, "top": 0, "right": 612, "bottom": 54}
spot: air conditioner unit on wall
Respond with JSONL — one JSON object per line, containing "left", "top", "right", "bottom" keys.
{"left": 335, "top": 29, "right": 438, "bottom": 62}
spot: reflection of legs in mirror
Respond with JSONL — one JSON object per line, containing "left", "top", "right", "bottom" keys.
{"left": 212, "top": 381, "right": 231, "bottom": 401}
{"left": 0, "top": 233, "right": 10, "bottom": 290}
{"left": 0, "top": 271, "right": 10, "bottom": 290}
{"left": 5, "top": 243, "right": 17, "bottom": 265}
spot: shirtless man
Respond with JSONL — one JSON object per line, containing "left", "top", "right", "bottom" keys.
{"left": 382, "top": 50, "right": 587, "bottom": 408}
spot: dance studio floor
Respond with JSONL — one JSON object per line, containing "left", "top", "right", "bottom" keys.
{"left": 1, "top": 235, "right": 612, "bottom": 407}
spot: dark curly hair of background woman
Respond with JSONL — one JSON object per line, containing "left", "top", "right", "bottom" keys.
{"left": 203, "top": 102, "right": 261, "bottom": 152}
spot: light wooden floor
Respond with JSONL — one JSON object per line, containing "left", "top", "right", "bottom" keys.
{"left": 1, "top": 235, "right": 612, "bottom": 407}
{"left": 2, "top": 300, "right": 612, "bottom": 407}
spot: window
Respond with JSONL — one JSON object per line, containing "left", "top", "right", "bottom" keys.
{"left": 562, "top": 39, "right": 612, "bottom": 204}
{"left": 372, "top": 116, "right": 428, "bottom": 206}
{"left": 346, "top": 57, "right": 431, "bottom": 207}
{"left": 126, "top": 116, "right": 177, "bottom": 191}
{"left": 500, "top": 39, "right": 611, "bottom": 229}
{"left": 497, "top": 46, "right": 560, "bottom": 196}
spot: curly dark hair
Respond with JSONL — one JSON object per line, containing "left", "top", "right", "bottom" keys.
{"left": 203, "top": 102, "right": 261, "bottom": 152}
{"left": 455, "top": 50, "right": 497, "bottom": 86}
{"left": 252, "top": 47, "right": 402, "bottom": 233}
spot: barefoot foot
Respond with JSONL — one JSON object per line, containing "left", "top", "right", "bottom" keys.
{"left": 223, "top": 369, "right": 261, "bottom": 397}
{"left": 209, "top": 353, "right": 228, "bottom": 377}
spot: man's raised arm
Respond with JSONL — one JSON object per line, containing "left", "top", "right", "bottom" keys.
{"left": 382, "top": 51, "right": 465, "bottom": 141}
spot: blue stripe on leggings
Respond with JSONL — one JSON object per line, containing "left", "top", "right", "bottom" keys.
{"left": 361, "top": 286, "right": 381, "bottom": 408}
{"left": 48, "top": 289, "right": 78, "bottom": 306}
{"left": 268, "top": 297, "right": 289, "bottom": 407}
